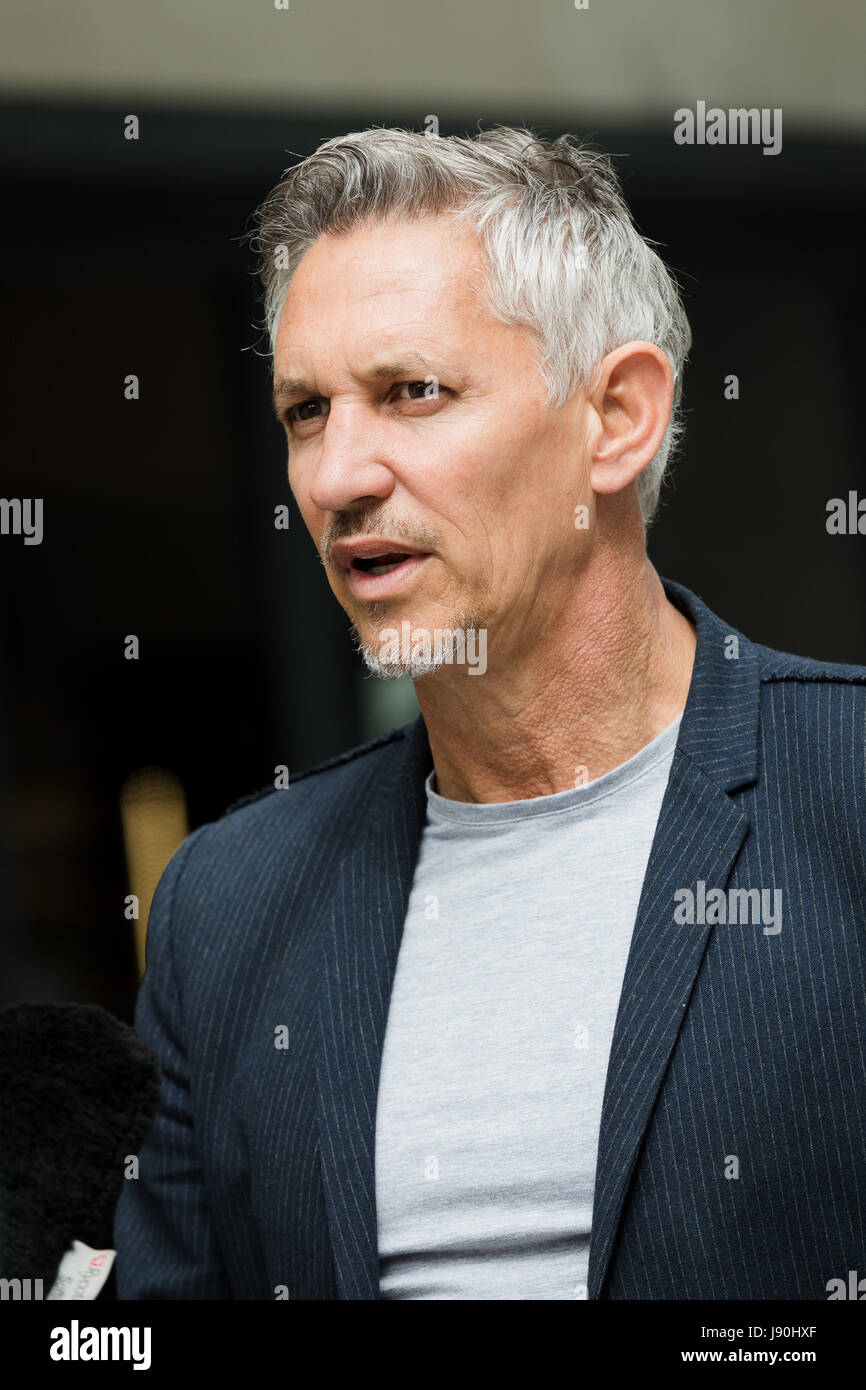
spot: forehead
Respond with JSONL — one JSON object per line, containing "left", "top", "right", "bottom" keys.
{"left": 274, "top": 213, "right": 490, "bottom": 355}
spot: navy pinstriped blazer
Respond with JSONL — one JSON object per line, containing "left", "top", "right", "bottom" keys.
{"left": 113, "top": 577, "right": 866, "bottom": 1300}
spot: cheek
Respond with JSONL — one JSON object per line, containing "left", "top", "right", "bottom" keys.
{"left": 291, "top": 485, "right": 324, "bottom": 547}
{"left": 287, "top": 450, "right": 303, "bottom": 495}
{"left": 286, "top": 456, "right": 316, "bottom": 518}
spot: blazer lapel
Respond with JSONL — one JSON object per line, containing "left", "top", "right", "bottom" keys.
{"left": 586, "top": 578, "right": 762, "bottom": 1298}
{"left": 314, "top": 716, "right": 432, "bottom": 1299}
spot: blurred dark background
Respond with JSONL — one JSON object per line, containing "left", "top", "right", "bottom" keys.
{"left": 1, "top": 43, "right": 865, "bottom": 1020}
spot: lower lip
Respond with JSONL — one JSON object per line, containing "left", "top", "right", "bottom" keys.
{"left": 343, "top": 553, "right": 431, "bottom": 599}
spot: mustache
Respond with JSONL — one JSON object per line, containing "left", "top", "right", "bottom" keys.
{"left": 321, "top": 513, "right": 439, "bottom": 563}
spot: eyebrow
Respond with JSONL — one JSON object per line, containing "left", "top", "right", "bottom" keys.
{"left": 271, "top": 352, "right": 447, "bottom": 417}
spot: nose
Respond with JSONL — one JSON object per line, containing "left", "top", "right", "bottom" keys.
{"left": 305, "top": 400, "right": 396, "bottom": 515}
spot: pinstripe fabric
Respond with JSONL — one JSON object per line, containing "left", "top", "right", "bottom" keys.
{"left": 113, "top": 577, "right": 866, "bottom": 1299}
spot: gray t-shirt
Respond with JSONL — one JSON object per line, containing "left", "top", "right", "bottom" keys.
{"left": 375, "top": 713, "right": 682, "bottom": 1299}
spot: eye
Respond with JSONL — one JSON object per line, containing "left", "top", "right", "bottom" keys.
{"left": 287, "top": 397, "right": 330, "bottom": 425}
{"left": 392, "top": 380, "right": 448, "bottom": 402}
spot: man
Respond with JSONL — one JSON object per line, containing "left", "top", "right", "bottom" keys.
{"left": 114, "top": 126, "right": 866, "bottom": 1300}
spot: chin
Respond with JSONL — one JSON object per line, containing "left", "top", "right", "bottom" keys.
{"left": 357, "top": 643, "right": 450, "bottom": 681}
{"left": 352, "top": 605, "right": 489, "bottom": 681}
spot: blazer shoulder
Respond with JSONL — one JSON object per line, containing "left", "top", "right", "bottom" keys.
{"left": 218, "top": 720, "right": 415, "bottom": 819}
{"left": 753, "top": 640, "right": 866, "bottom": 688}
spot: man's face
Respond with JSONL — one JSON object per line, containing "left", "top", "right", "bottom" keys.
{"left": 272, "top": 212, "right": 590, "bottom": 675}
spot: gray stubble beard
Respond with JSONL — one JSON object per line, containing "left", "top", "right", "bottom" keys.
{"left": 350, "top": 604, "right": 490, "bottom": 680}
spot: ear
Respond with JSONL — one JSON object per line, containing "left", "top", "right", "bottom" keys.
{"left": 587, "top": 342, "right": 674, "bottom": 497}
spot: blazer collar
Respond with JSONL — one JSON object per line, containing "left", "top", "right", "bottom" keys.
{"left": 314, "top": 576, "right": 762, "bottom": 1298}
{"left": 397, "top": 575, "right": 761, "bottom": 787}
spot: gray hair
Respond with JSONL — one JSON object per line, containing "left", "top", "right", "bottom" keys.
{"left": 251, "top": 125, "right": 692, "bottom": 528}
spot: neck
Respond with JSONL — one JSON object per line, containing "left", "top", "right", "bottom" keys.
{"left": 414, "top": 555, "right": 697, "bottom": 804}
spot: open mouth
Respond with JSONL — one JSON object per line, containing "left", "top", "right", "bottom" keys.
{"left": 351, "top": 552, "right": 417, "bottom": 576}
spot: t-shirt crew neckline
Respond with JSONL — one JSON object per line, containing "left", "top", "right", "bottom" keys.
{"left": 424, "top": 711, "right": 683, "bottom": 827}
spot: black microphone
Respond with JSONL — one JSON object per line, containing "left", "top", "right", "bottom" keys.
{"left": 0, "top": 1002, "right": 161, "bottom": 1298}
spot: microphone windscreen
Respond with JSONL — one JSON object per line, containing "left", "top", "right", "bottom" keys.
{"left": 0, "top": 1002, "right": 161, "bottom": 1288}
